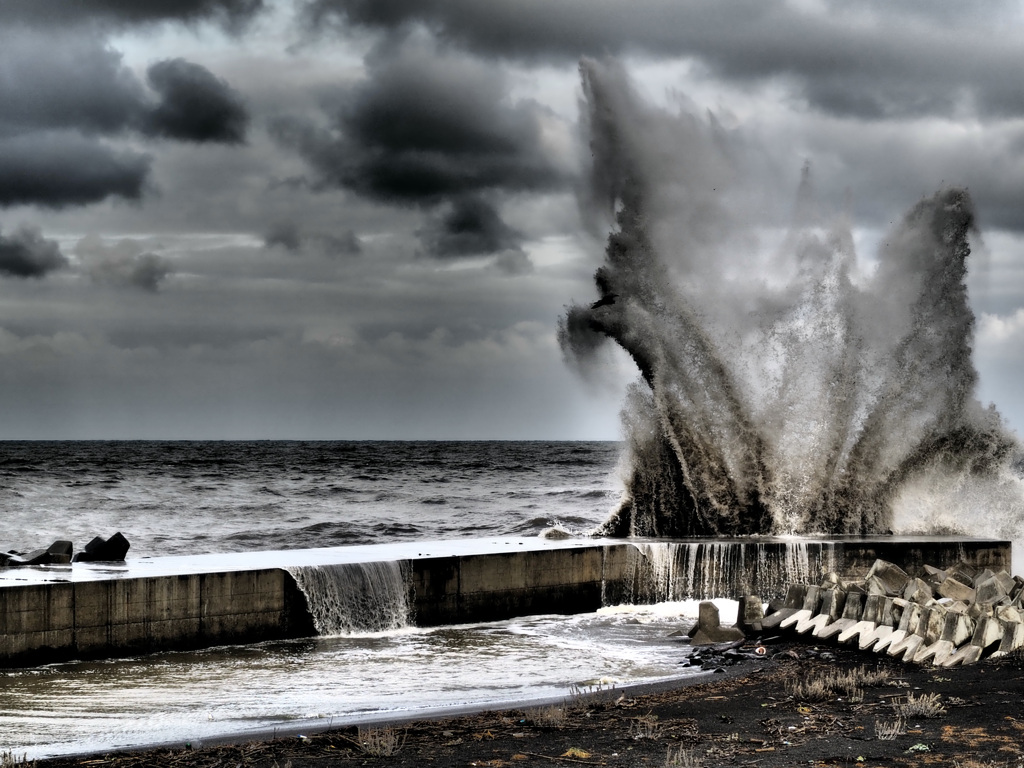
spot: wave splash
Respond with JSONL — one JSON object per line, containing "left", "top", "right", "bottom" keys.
{"left": 562, "top": 59, "right": 1023, "bottom": 543}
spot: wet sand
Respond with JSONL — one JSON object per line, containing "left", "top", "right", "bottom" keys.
{"left": 33, "top": 643, "right": 1024, "bottom": 768}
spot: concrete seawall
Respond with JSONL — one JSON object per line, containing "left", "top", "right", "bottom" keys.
{"left": 0, "top": 536, "right": 1010, "bottom": 667}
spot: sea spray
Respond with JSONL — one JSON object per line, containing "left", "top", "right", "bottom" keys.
{"left": 563, "top": 59, "right": 1023, "bottom": 543}
{"left": 287, "top": 561, "right": 412, "bottom": 635}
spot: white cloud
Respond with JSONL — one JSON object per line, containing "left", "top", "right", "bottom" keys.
{"left": 978, "top": 308, "right": 1024, "bottom": 348}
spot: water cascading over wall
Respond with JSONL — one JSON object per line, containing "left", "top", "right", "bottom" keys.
{"left": 286, "top": 561, "right": 412, "bottom": 635}
{"left": 561, "top": 59, "right": 1023, "bottom": 542}
{"left": 622, "top": 541, "right": 840, "bottom": 604}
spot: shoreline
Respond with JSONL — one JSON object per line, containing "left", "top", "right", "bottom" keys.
{"left": 18, "top": 668, "right": 735, "bottom": 762}
{"left": 33, "top": 643, "right": 1024, "bottom": 768}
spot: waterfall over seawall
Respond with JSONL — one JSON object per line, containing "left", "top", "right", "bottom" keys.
{"left": 287, "top": 561, "right": 412, "bottom": 635}
{"left": 623, "top": 540, "right": 839, "bottom": 603}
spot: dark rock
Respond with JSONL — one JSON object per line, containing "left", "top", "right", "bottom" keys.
{"left": 2, "top": 540, "right": 74, "bottom": 566}
{"left": 73, "top": 532, "right": 130, "bottom": 562}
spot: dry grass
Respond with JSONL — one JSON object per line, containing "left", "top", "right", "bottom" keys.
{"left": 0, "top": 751, "right": 32, "bottom": 767}
{"left": 525, "top": 704, "right": 567, "bottom": 727}
{"left": 786, "top": 664, "right": 890, "bottom": 702}
{"left": 874, "top": 715, "right": 907, "bottom": 740}
{"left": 664, "top": 745, "right": 705, "bottom": 767}
{"left": 629, "top": 712, "right": 662, "bottom": 739}
{"left": 896, "top": 692, "right": 947, "bottom": 719}
{"left": 357, "top": 725, "right": 406, "bottom": 757}
{"left": 566, "top": 681, "right": 615, "bottom": 712}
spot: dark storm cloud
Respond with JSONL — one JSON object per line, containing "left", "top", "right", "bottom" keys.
{"left": 270, "top": 38, "right": 568, "bottom": 205}
{"left": 142, "top": 59, "right": 249, "bottom": 144}
{"left": 0, "top": 133, "right": 150, "bottom": 208}
{"left": 0, "top": 25, "right": 248, "bottom": 207}
{"left": 0, "top": 226, "right": 68, "bottom": 278}
{"left": 418, "top": 197, "right": 523, "bottom": 258}
{"left": 264, "top": 222, "right": 363, "bottom": 256}
{"left": 0, "top": 0, "right": 264, "bottom": 29}
{"left": 304, "top": 0, "right": 1024, "bottom": 120}
{"left": 0, "top": 31, "right": 147, "bottom": 136}
{"left": 0, "top": 32, "right": 248, "bottom": 144}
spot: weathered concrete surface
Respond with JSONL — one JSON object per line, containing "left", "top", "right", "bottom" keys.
{"left": 0, "top": 535, "right": 1011, "bottom": 667}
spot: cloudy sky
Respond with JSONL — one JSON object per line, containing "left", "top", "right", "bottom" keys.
{"left": 2, "top": 0, "right": 1023, "bottom": 439}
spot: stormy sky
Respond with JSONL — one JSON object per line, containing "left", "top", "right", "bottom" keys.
{"left": 2, "top": 0, "right": 1024, "bottom": 439}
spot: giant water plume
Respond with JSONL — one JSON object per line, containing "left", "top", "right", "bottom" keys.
{"left": 562, "top": 60, "right": 1024, "bottom": 544}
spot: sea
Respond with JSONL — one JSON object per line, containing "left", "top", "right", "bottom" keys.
{"left": 0, "top": 441, "right": 717, "bottom": 760}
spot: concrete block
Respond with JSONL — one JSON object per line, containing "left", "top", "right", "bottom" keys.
{"left": 879, "top": 597, "right": 897, "bottom": 627}
{"left": 947, "top": 562, "right": 979, "bottom": 585}
{"left": 896, "top": 602, "right": 924, "bottom": 635}
{"left": 859, "top": 624, "right": 893, "bottom": 651}
{"left": 761, "top": 608, "right": 798, "bottom": 630}
{"left": 938, "top": 577, "right": 975, "bottom": 603}
{"left": 990, "top": 621, "right": 1024, "bottom": 657}
{"left": 818, "top": 589, "right": 846, "bottom": 621}
{"left": 865, "top": 559, "right": 910, "bottom": 596}
{"left": 903, "top": 577, "right": 934, "bottom": 604}
{"left": 992, "top": 570, "right": 1016, "bottom": 594}
{"left": 975, "top": 575, "right": 1009, "bottom": 606}
{"left": 891, "top": 633, "right": 925, "bottom": 661}
{"left": 691, "top": 601, "right": 745, "bottom": 645}
{"left": 761, "top": 584, "right": 808, "bottom": 630}
{"left": 784, "top": 584, "right": 808, "bottom": 609}
{"left": 780, "top": 609, "right": 811, "bottom": 630}
{"left": 968, "top": 601, "right": 995, "bottom": 620}
{"left": 996, "top": 605, "right": 1023, "bottom": 624}
{"left": 970, "top": 615, "right": 1004, "bottom": 651}
{"left": 818, "top": 572, "right": 842, "bottom": 590}
{"left": 923, "top": 606, "right": 948, "bottom": 644}
{"left": 841, "top": 592, "right": 864, "bottom": 621}
{"left": 801, "top": 585, "right": 823, "bottom": 612}
{"left": 737, "top": 595, "right": 764, "bottom": 632}
{"left": 813, "top": 617, "right": 857, "bottom": 639}
{"left": 914, "top": 639, "right": 955, "bottom": 666}
{"left": 837, "top": 620, "right": 877, "bottom": 646}
{"left": 882, "top": 606, "right": 919, "bottom": 653}
{"left": 870, "top": 625, "right": 901, "bottom": 653}
{"left": 794, "top": 612, "right": 832, "bottom": 635}
{"left": 860, "top": 594, "right": 887, "bottom": 624}
{"left": 941, "top": 643, "right": 982, "bottom": 668}
{"left": 923, "top": 565, "right": 947, "bottom": 589}
{"left": 945, "top": 612, "right": 975, "bottom": 647}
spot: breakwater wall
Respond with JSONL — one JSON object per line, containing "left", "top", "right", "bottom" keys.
{"left": 0, "top": 536, "right": 1009, "bottom": 667}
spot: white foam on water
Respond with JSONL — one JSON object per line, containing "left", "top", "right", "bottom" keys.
{"left": 0, "top": 608, "right": 702, "bottom": 760}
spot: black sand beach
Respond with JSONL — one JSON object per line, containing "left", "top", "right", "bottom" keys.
{"left": 33, "top": 643, "right": 1024, "bottom": 768}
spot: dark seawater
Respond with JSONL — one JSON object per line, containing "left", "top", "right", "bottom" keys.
{"left": 0, "top": 441, "right": 623, "bottom": 557}
{"left": 0, "top": 440, "right": 723, "bottom": 762}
